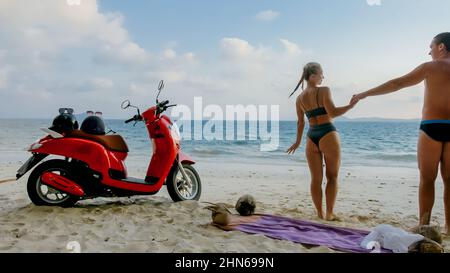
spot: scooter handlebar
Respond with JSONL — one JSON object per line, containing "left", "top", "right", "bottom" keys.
{"left": 124, "top": 114, "right": 142, "bottom": 124}
{"left": 159, "top": 100, "right": 169, "bottom": 107}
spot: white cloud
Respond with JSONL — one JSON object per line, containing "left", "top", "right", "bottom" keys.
{"left": 220, "top": 37, "right": 271, "bottom": 65}
{"left": 89, "top": 78, "right": 115, "bottom": 89}
{"left": 366, "top": 0, "right": 382, "bottom": 6}
{"left": 280, "top": 39, "right": 302, "bottom": 56}
{"left": 0, "top": 2, "right": 309, "bottom": 120}
{"left": 255, "top": 10, "right": 280, "bottom": 21}
{"left": 0, "top": 0, "right": 150, "bottom": 66}
{"left": 163, "top": 49, "right": 177, "bottom": 60}
{"left": 0, "top": 70, "right": 8, "bottom": 89}
{"left": 147, "top": 70, "right": 187, "bottom": 83}
{"left": 0, "top": 0, "right": 154, "bottom": 117}
{"left": 221, "top": 38, "right": 257, "bottom": 58}
{"left": 183, "top": 52, "right": 196, "bottom": 62}
{"left": 94, "top": 42, "right": 150, "bottom": 65}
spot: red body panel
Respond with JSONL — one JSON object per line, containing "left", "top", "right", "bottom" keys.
{"left": 145, "top": 114, "right": 178, "bottom": 188}
{"left": 33, "top": 137, "right": 128, "bottom": 177}
{"left": 41, "top": 172, "right": 85, "bottom": 197}
{"left": 31, "top": 104, "right": 194, "bottom": 194}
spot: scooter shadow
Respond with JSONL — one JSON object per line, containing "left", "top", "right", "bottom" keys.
{"left": 7, "top": 196, "right": 176, "bottom": 214}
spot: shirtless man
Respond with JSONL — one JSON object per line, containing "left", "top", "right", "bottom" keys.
{"left": 352, "top": 33, "right": 450, "bottom": 234}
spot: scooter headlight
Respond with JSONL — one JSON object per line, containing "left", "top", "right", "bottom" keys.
{"left": 25, "top": 142, "right": 42, "bottom": 151}
{"left": 24, "top": 137, "right": 44, "bottom": 151}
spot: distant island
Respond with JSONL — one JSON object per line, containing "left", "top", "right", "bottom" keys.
{"left": 334, "top": 116, "right": 420, "bottom": 122}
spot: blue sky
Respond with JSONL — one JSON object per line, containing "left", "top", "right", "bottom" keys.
{"left": 0, "top": 0, "right": 449, "bottom": 119}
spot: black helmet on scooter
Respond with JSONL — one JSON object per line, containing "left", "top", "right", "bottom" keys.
{"left": 50, "top": 108, "right": 79, "bottom": 133}
{"left": 81, "top": 116, "right": 106, "bottom": 135}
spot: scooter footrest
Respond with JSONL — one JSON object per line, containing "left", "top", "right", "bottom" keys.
{"left": 120, "top": 177, "right": 147, "bottom": 185}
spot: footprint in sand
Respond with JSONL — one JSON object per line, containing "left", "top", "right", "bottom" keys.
{"left": 355, "top": 215, "right": 370, "bottom": 222}
{"left": 0, "top": 243, "right": 15, "bottom": 251}
{"left": 12, "top": 228, "right": 28, "bottom": 238}
{"left": 284, "top": 208, "right": 302, "bottom": 214}
{"left": 55, "top": 235, "right": 69, "bottom": 242}
{"left": 82, "top": 217, "right": 96, "bottom": 224}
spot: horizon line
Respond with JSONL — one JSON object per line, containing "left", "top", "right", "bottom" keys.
{"left": 0, "top": 117, "right": 422, "bottom": 122}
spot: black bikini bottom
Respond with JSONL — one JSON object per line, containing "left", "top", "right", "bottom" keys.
{"left": 307, "top": 123, "right": 337, "bottom": 147}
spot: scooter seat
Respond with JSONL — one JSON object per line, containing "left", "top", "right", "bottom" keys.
{"left": 66, "top": 130, "right": 129, "bottom": 153}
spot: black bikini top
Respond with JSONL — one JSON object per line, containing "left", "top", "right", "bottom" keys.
{"left": 300, "top": 87, "right": 328, "bottom": 119}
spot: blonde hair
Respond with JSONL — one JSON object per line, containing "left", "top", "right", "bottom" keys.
{"left": 289, "top": 62, "right": 322, "bottom": 98}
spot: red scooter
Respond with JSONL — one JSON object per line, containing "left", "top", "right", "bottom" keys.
{"left": 16, "top": 80, "right": 201, "bottom": 207}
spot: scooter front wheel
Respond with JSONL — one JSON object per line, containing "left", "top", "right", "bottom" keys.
{"left": 167, "top": 164, "right": 201, "bottom": 201}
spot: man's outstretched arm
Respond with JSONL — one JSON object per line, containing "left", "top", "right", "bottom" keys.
{"left": 353, "top": 63, "right": 429, "bottom": 102}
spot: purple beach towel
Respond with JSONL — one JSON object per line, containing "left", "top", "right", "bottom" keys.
{"left": 217, "top": 214, "right": 392, "bottom": 253}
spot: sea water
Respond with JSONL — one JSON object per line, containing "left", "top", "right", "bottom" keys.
{"left": 0, "top": 119, "right": 419, "bottom": 171}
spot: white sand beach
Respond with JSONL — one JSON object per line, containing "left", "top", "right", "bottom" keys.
{"left": 0, "top": 160, "right": 448, "bottom": 253}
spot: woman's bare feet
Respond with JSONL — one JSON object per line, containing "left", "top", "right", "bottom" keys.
{"left": 326, "top": 213, "right": 341, "bottom": 222}
{"left": 317, "top": 210, "right": 324, "bottom": 220}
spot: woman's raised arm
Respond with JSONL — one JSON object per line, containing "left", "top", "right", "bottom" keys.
{"left": 323, "top": 87, "right": 355, "bottom": 118}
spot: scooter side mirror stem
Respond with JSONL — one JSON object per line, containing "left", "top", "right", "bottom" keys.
{"left": 156, "top": 80, "right": 164, "bottom": 104}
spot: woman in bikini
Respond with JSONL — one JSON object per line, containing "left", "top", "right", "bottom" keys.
{"left": 286, "top": 62, "right": 357, "bottom": 221}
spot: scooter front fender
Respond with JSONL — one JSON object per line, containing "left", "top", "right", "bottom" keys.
{"left": 178, "top": 151, "right": 195, "bottom": 165}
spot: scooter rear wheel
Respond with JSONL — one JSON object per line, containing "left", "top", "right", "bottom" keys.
{"left": 27, "top": 159, "right": 80, "bottom": 207}
{"left": 167, "top": 164, "right": 201, "bottom": 201}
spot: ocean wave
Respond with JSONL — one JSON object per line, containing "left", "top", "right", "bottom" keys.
{"left": 361, "top": 153, "right": 416, "bottom": 162}
{"left": 189, "top": 147, "right": 235, "bottom": 156}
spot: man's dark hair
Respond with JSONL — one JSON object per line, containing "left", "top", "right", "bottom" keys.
{"left": 434, "top": 32, "right": 450, "bottom": 51}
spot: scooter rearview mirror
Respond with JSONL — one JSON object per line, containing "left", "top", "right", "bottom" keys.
{"left": 158, "top": 80, "right": 165, "bottom": 91}
{"left": 156, "top": 80, "right": 164, "bottom": 103}
{"left": 121, "top": 100, "right": 131, "bottom": 109}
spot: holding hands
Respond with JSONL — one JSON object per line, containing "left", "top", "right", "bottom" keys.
{"left": 350, "top": 92, "right": 367, "bottom": 107}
